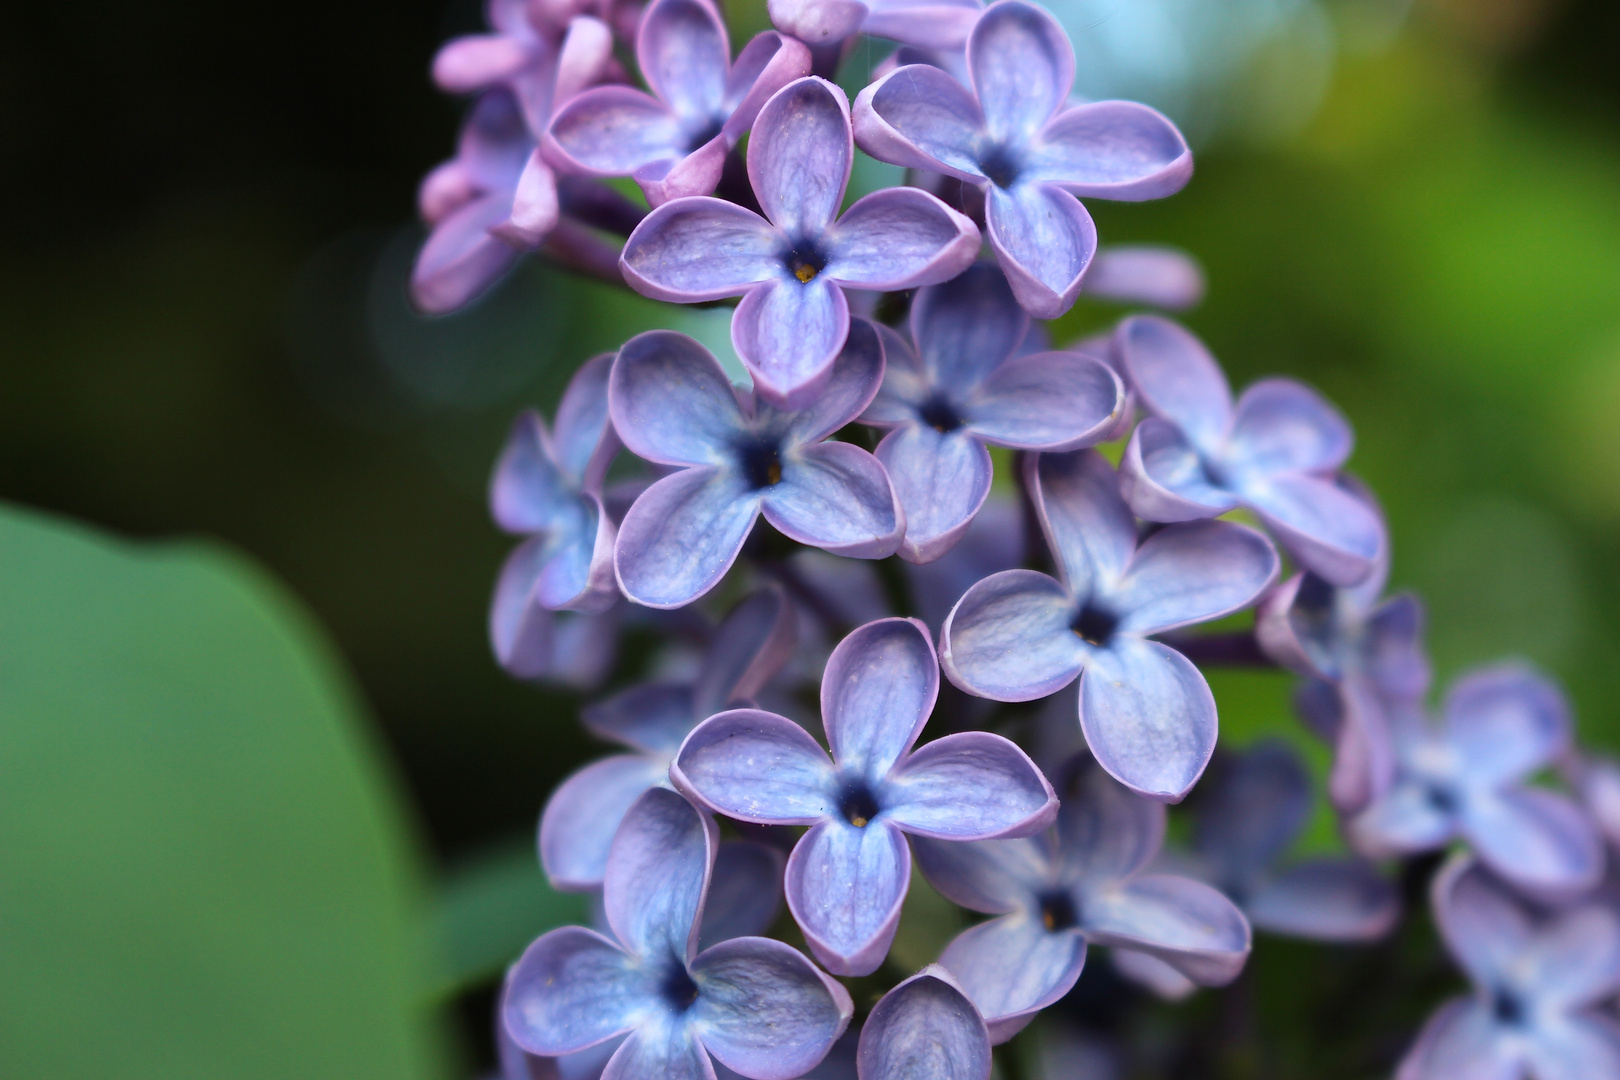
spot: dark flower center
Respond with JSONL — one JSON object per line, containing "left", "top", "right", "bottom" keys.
{"left": 1491, "top": 987, "right": 1526, "bottom": 1027}
{"left": 1071, "top": 602, "right": 1119, "bottom": 647}
{"left": 978, "top": 146, "right": 1021, "bottom": 189}
{"left": 1424, "top": 784, "right": 1459, "bottom": 815}
{"left": 839, "top": 781, "right": 882, "bottom": 828}
{"left": 736, "top": 436, "right": 784, "bottom": 490}
{"left": 1198, "top": 455, "right": 1233, "bottom": 490}
{"left": 918, "top": 394, "right": 963, "bottom": 434}
{"left": 1039, "top": 890, "right": 1079, "bottom": 932}
{"left": 786, "top": 242, "right": 828, "bottom": 284}
{"left": 661, "top": 963, "right": 701, "bottom": 1012}
{"left": 686, "top": 115, "right": 724, "bottom": 152}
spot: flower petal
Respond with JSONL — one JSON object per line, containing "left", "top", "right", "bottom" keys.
{"left": 885, "top": 731, "right": 1057, "bottom": 839}
{"left": 1110, "top": 949, "right": 1196, "bottom": 1001}
{"left": 1115, "top": 315, "right": 1232, "bottom": 453}
{"left": 552, "top": 352, "right": 617, "bottom": 487}
{"left": 490, "top": 566, "right": 554, "bottom": 679}
{"left": 862, "top": 323, "right": 931, "bottom": 425}
{"left": 766, "top": 0, "right": 869, "bottom": 47}
{"left": 876, "top": 425, "right": 993, "bottom": 564}
{"left": 722, "top": 33, "right": 815, "bottom": 139}
{"left": 1523, "top": 904, "right": 1620, "bottom": 1011}
{"left": 604, "top": 787, "right": 719, "bottom": 963}
{"left": 698, "top": 842, "right": 788, "bottom": 951}
{"left": 1193, "top": 740, "right": 1311, "bottom": 882}
{"left": 1080, "top": 245, "right": 1204, "bottom": 310}
{"left": 940, "top": 569, "right": 1083, "bottom": 702}
{"left": 1119, "top": 417, "right": 1239, "bottom": 523}
{"left": 858, "top": 969, "right": 992, "bottom": 1080}
{"left": 541, "top": 754, "right": 674, "bottom": 891}
{"left": 610, "top": 330, "right": 748, "bottom": 466}
{"left": 410, "top": 191, "right": 522, "bottom": 315}
{"left": 749, "top": 77, "right": 852, "bottom": 237}
{"left": 601, "top": 1019, "right": 715, "bottom": 1080}
{"left": 1242, "top": 473, "right": 1383, "bottom": 588}
{"left": 505, "top": 926, "right": 649, "bottom": 1056}
{"left": 818, "top": 617, "right": 939, "bottom": 777}
{"left": 434, "top": 33, "right": 536, "bottom": 94}
{"left": 691, "top": 937, "right": 854, "bottom": 1080}
{"left": 863, "top": 0, "right": 985, "bottom": 48}
{"left": 910, "top": 834, "right": 1049, "bottom": 914}
{"left": 1394, "top": 998, "right": 1513, "bottom": 1080}
{"left": 763, "top": 441, "right": 903, "bottom": 558}
{"left": 1346, "top": 779, "right": 1457, "bottom": 858}
{"left": 615, "top": 468, "right": 761, "bottom": 608}
{"left": 621, "top": 197, "right": 781, "bottom": 302}
{"left": 584, "top": 683, "right": 698, "bottom": 756}
{"left": 732, "top": 278, "right": 851, "bottom": 408}
{"left": 1226, "top": 378, "right": 1353, "bottom": 477}
{"left": 967, "top": 0, "right": 1072, "bottom": 144}
{"left": 852, "top": 64, "right": 986, "bottom": 186}
{"left": 1053, "top": 756, "right": 1165, "bottom": 883}
{"left": 777, "top": 316, "right": 888, "bottom": 445}
{"left": 1461, "top": 788, "right": 1603, "bottom": 902}
{"left": 673, "top": 708, "right": 839, "bottom": 825}
{"left": 785, "top": 819, "right": 911, "bottom": 975}
{"left": 1245, "top": 859, "right": 1399, "bottom": 942}
{"left": 985, "top": 183, "right": 1096, "bottom": 319}
{"left": 1081, "top": 874, "right": 1251, "bottom": 985}
{"left": 1079, "top": 638, "right": 1217, "bottom": 801}
{"left": 1026, "top": 101, "right": 1191, "bottom": 200}
{"left": 938, "top": 915, "right": 1084, "bottom": 1044}
{"left": 1027, "top": 449, "right": 1137, "bottom": 596}
{"left": 1364, "top": 593, "right": 1432, "bottom": 702}
{"left": 1112, "top": 520, "right": 1278, "bottom": 635}
{"left": 638, "top": 0, "right": 729, "bottom": 123}
{"left": 1443, "top": 664, "right": 1570, "bottom": 785}
{"left": 963, "top": 351, "right": 1123, "bottom": 451}
{"left": 908, "top": 261, "right": 1029, "bottom": 392}
{"left": 492, "top": 411, "right": 573, "bottom": 533}
{"left": 1430, "top": 855, "right": 1533, "bottom": 990}
{"left": 547, "top": 86, "right": 685, "bottom": 176}
{"left": 824, "top": 187, "right": 980, "bottom": 291}
{"left": 694, "top": 586, "right": 799, "bottom": 718}
{"left": 491, "top": 151, "right": 559, "bottom": 249}
{"left": 1525, "top": 1016, "right": 1620, "bottom": 1080}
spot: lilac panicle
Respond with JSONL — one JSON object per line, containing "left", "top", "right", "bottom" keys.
{"left": 620, "top": 76, "right": 980, "bottom": 405}
{"left": 672, "top": 617, "right": 1058, "bottom": 975}
{"left": 1115, "top": 315, "right": 1383, "bottom": 587}
{"left": 505, "top": 788, "right": 853, "bottom": 1080}
{"left": 547, "top": 0, "right": 811, "bottom": 206}
{"left": 857, "top": 968, "right": 992, "bottom": 1080}
{"left": 608, "top": 322, "right": 904, "bottom": 609}
{"left": 940, "top": 449, "right": 1279, "bottom": 801}
{"left": 857, "top": 262, "right": 1123, "bottom": 563}
{"left": 912, "top": 756, "right": 1250, "bottom": 1042}
{"left": 541, "top": 586, "right": 797, "bottom": 890}
{"left": 769, "top": 0, "right": 983, "bottom": 51}
{"left": 1348, "top": 664, "right": 1602, "bottom": 902}
{"left": 1398, "top": 855, "right": 1620, "bottom": 1080}
{"left": 853, "top": 0, "right": 1192, "bottom": 318}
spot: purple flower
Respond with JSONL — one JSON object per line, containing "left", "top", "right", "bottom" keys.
{"left": 1114, "top": 315, "right": 1383, "bottom": 587}
{"left": 541, "top": 587, "right": 797, "bottom": 889}
{"left": 852, "top": 0, "right": 1191, "bottom": 317}
{"left": 1348, "top": 664, "right": 1602, "bottom": 902}
{"left": 1569, "top": 754, "right": 1620, "bottom": 854}
{"left": 858, "top": 262, "right": 1123, "bottom": 563}
{"left": 547, "top": 0, "right": 811, "bottom": 206}
{"left": 912, "top": 757, "right": 1250, "bottom": 1042}
{"left": 490, "top": 354, "right": 621, "bottom": 678}
{"left": 1080, "top": 245, "right": 1205, "bottom": 311}
{"left": 1398, "top": 855, "right": 1620, "bottom": 1080}
{"left": 608, "top": 323, "right": 903, "bottom": 609}
{"left": 940, "top": 449, "right": 1279, "bottom": 800}
{"left": 672, "top": 617, "right": 1058, "bottom": 975}
{"left": 620, "top": 76, "right": 980, "bottom": 405}
{"left": 433, "top": 0, "right": 611, "bottom": 131}
{"left": 905, "top": 494, "right": 1024, "bottom": 635}
{"left": 769, "top": 0, "right": 983, "bottom": 50}
{"left": 856, "top": 968, "right": 992, "bottom": 1080}
{"left": 500, "top": 606, "right": 624, "bottom": 689}
{"left": 505, "top": 788, "right": 853, "bottom": 1080}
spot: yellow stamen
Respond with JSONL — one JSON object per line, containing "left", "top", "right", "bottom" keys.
{"left": 793, "top": 261, "right": 818, "bottom": 283}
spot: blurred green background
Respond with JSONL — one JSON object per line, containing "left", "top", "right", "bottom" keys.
{"left": 1, "top": 0, "right": 1617, "bottom": 1075}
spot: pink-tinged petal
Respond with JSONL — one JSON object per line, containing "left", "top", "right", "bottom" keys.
{"left": 691, "top": 936, "right": 853, "bottom": 1080}
{"left": 858, "top": 969, "right": 992, "bottom": 1080}
{"left": 723, "top": 33, "right": 815, "bottom": 140}
{"left": 1080, "top": 245, "right": 1204, "bottom": 310}
{"left": 610, "top": 330, "right": 747, "bottom": 466}
{"left": 553, "top": 352, "right": 618, "bottom": 488}
{"left": 505, "top": 927, "right": 649, "bottom": 1056}
{"left": 749, "top": 77, "right": 852, "bottom": 236}
{"left": 1430, "top": 855, "right": 1533, "bottom": 989}
{"left": 1227, "top": 378, "right": 1353, "bottom": 476}
{"left": 1119, "top": 418, "right": 1239, "bottom": 523}
{"left": 786, "top": 819, "right": 911, "bottom": 975}
{"left": 420, "top": 159, "right": 477, "bottom": 223}
{"left": 1394, "top": 998, "right": 1514, "bottom": 1080}
{"left": 1245, "top": 860, "right": 1400, "bottom": 942}
{"left": 584, "top": 683, "right": 697, "bottom": 756}
{"left": 1027, "top": 101, "right": 1191, "bottom": 201}
{"left": 694, "top": 586, "right": 798, "bottom": 717}
{"left": 773, "top": 317, "right": 888, "bottom": 444}
{"left": 615, "top": 468, "right": 761, "bottom": 608}
{"left": 1080, "top": 639, "right": 1217, "bottom": 801}
{"left": 824, "top": 187, "right": 979, "bottom": 291}
{"left": 1244, "top": 473, "right": 1383, "bottom": 588}
{"left": 604, "top": 787, "right": 719, "bottom": 963}
{"left": 910, "top": 834, "right": 1049, "bottom": 914}
{"left": 410, "top": 191, "right": 522, "bottom": 315}
{"left": 1194, "top": 740, "right": 1311, "bottom": 879}
{"left": 492, "top": 411, "right": 572, "bottom": 532}
{"left": 1461, "top": 788, "right": 1603, "bottom": 902}
{"left": 886, "top": 731, "right": 1057, "bottom": 839}
{"left": 1113, "top": 520, "right": 1278, "bottom": 635}
{"left": 1111, "top": 949, "right": 1197, "bottom": 1001}
{"left": 541, "top": 754, "right": 673, "bottom": 890}
{"left": 1346, "top": 779, "right": 1457, "bottom": 858}
{"left": 1026, "top": 449, "right": 1137, "bottom": 595}
{"left": 434, "top": 33, "right": 535, "bottom": 94}
{"left": 940, "top": 569, "right": 1084, "bottom": 702}
{"left": 601, "top": 1019, "right": 715, "bottom": 1080}
{"left": 1114, "top": 315, "right": 1231, "bottom": 451}
{"left": 820, "top": 617, "right": 938, "bottom": 776}
{"left": 621, "top": 197, "right": 782, "bottom": 302}
{"left": 1525, "top": 1016, "right": 1620, "bottom": 1080}
{"left": 461, "top": 87, "right": 533, "bottom": 190}
{"left": 547, "top": 86, "right": 685, "bottom": 175}
{"left": 967, "top": 0, "right": 1072, "bottom": 143}
{"left": 763, "top": 441, "right": 903, "bottom": 557}
{"left": 985, "top": 183, "right": 1096, "bottom": 319}
{"left": 877, "top": 425, "right": 993, "bottom": 565}
{"left": 963, "top": 351, "right": 1123, "bottom": 451}
{"left": 1444, "top": 664, "right": 1570, "bottom": 784}
{"left": 491, "top": 150, "right": 560, "bottom": 248}
{"left": 1524, "top": 905, "right": 1620, "bottom": 1010}
{"left": 556, "top": 16, "right": 616, "bottom": 103}
{"left": 637, "top": 0, "right": 729, "bottom": 122}
{"left": 698, "top": 841, "right": 788, "bottom": 950}
{"left": 1080, "top": 874, "right": 1251, "bottom": 985}
{"left": 863, "top": 0, "right": 984, "bottom": 49}
{"left": 909, "top": 261, "right": 1028, "bottom": 391}
{"left": 673, "top": 708, "right": 839, "bottom": 824}
{"left": 637, "top": 135, "right": 731, "bottom": 206}
{"left": 768, "top": 0, "right": 869, "bottom": 45}
{"left": 1054, "top": 758, "right": 1166, "bottom": 883}
{"left": 937, "top": 915, "right": 1085, "bottom": 1044}
{"left": 733, "top": 279, "right": 851, "bottom": 408}
{"left": 851, "top": 64, "right": 987, "bottom": 182}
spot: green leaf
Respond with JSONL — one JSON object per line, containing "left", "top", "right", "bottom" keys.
{"left": 0, "top": 502, "right": 449, "bottom": 1080}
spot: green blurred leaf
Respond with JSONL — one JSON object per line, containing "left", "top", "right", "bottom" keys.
{"left": 0, "top": 502, "right": 448, "bottom": 1080}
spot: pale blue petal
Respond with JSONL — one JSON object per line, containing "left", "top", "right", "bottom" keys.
{"left": 1115, "top": 315, "right": 1232, "bottom": 454}
{"left": 505, "top": 927, "right": 650, "bottom": 1056}
{"left": 1193, "top": 740, "right": 1311, "bottom": 883}
{"left": 876, "top": 425, "right": 993, "bottom": 565}
{"left": 691, "top": 937, "right": 853, "bottom": 1080}
{"left": 620, "top": 197, "right": 782, "bottom": 302}
{"left": 673, "top": 708, "right": 839, "bottom": 824}
{"left": 1053, "top": 758, "right": 1165, "bottom": 884}
{"left": 748, "top": 77, "right": 851, "bottom": 237}
{"left": 615, "top": 468, "right": 761, "bottom": 609}
{"left": 1118, "top": 417, "right": 1238, "bottom": 523}
{"left": 909, "top": 261, "right": 1028, "bottom": 392}
{"left": 548, "top": 87, "right": 686, "bottom": 175}
{"left": 823, "top": 187, "right": 979, "bottom": 291}
{"left": 1395, "top": 999, "right": 1513, "bottom": 1080}
{"left": 851, "top": 64, "right": 986, "bottom": 181}
{"left": 693, "top": 587, "right": 798, "bottom": 718}
{"left": 601, "top": 1019, "right": 715, "bottom": 1080}
{"left": 1526, "top": 1016, "right": 1620, "bottom": 1080}
{"left": 1521, "top": 905, "right": 1620, "bottom": 1010}
{"left": 1245, "top": 860, "right": 1399, "bottom": 942}
{"left": 609, "top": 331, "right": 748, "bottom": 466}
{"left": 984, "top": 183, "right": 1095, "bottom": 319}
{"left": 1028, "top": 449, "right": 1136, "bottom": 597}
{"left": 820, "top": 617, "right": 938, "bottom": 778}
{"left": 857, "top": 970, "right": 992, "bottom": 1080}
{"left": 1112, "top": 520, "right": 1278, "bottom": 635}
{"left": 1080, "top": 874, "right": 1250, "bottom": 985}
{"left": 698, "top": 842, "right": 787, "bottom": 951}
{"left": 940, "top": 569, "right": 1083, "bottom": 703}
{"left": 732, "top": 278, "right": 850, "bottom": 407}
{"left": 1461, "top": 788, "right": 1602, "bottom": 901}
{"left": 1444, "top": 664, "right": 1570, "bottom": 785}
{"left": 1226, "top": 377, "right": 1353, "bottom": 477}
{"left": 885, "top": 731, "right": 1057, "bottom": 839}
{"left": 785, "top": 819, "right": 911, "bottom": 976}
{"left": 541, "top": 754, "right": 674, "bottom": 891}
{"left": 938, "top": 915, "right": 1085, "bottom": 1043}
{"left": 1243, "top": 473, "right": 1382, "bottom": 588}
{"left": 967, "top": 0, "right": 1072, "bottom": 143}
{"left": 962, "top": 350, "right": 1122, "bottom": 451}
{"left": 910, "top": 834, "right": 1049, "bottom": 914}
{"left": 1026, "top": 100, "right": 1191, "bottom": 200}
{"left": 585, "top": 684, "right": 698, "bottom": 757}
{"left": 763, "top": 442, "right": 902, "bottom": 557}
{"left": 603, "top": 788, "right": 718, "bottom": 963}
{"left": 638, "top": 0, "right": 729, "bottom": 122}
{"left": 1079, "top": 639, "right": 1217, "bottom": 801}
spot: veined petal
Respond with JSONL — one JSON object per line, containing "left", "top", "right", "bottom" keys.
{"left": 698, "top": 842, "right": 787, "bottom": 951}
{"left": 1525, "top": 1016, "right": 1620, "bottom": 1080}
{"left": 505, "top": 927, "right": 649, "bottom": 1056}
{"left": 621, "top": 197, "right": 782, "bottom": 302}
{"left": 885, "top": 731, "right": 1057, "bottom": 839}
{"left": 858, "top": 969, "right": 992, "bottom": 1080}
{"left": 547, "top": 86, "right": 685, "bottom": 176}
{"left": 555, "top": 15, "right": 615, "bottom": 104}
{"left": 824, "top": 187, "right": 979, "bottom": 291}
{"left": 610, "top": 331, "right": 746, "bottom": 466}
{"left": 1461, "top": 788, "right": 1602, "bottom": 902}
{"left": 637, "top": 136, "right": 732, "bottom": 206}
{"left": 1243, "top": 473, "right": 1382, "bottom": 588}
{"left": 410, "top": 191, "right": 522, "bottom": 315}
{"left": 910, "top": 261, "right": 1028, "bottom": 392}
{"left": 1027, "top": 449, "right": 1137, "bottom": 596}
{"left": 779, "top": 317, "right": 887, "bottom": 445}
{"left": 1026, "top": 101, "right": 1191, "bottom": 201}
{"left": 672, "top": 709, "right": 839, "bottom": 824}
{"left": 1115, "top": 315, "right": 1232, "bottom": 454}
{"left": 851, "top": 64, "right": 987, "bottom": 182}
{"left": 1443, "top": 664, "right": 1570, "bottom": 784}
{"left": 1119, "top": 418, "right": 1239, "bottom": 523}
{"left": 1523, "top": 904, "right": 1620, "bottom": 1011}
{"left": 763, "top": 441, "right": 903, "bottom": 558}
{"left": 1081, "top": 875, "right": 1250, "bottom": 985}
{"left": 541, "top": 754, "right": 673, "bottom": 891}
{"left": 967, "top": 0, "right": 1072, "bottom": 144}
{"left": 722, "top": 33, "right": 814, "bottom": 140}
{"left": 876, "top": 425, "right": 993, "bottom": 565}
{"left": 820, "top": 617, "right": 938, "bottom": 778}
{"left": 985, "top": 183, "right": 1095, "bottom": 319}
{"left": 691, "top": 937, "right": 853, "bottom": 1080}
{"left": 963, "top": 350, "right": 1122, "bottom": 451}
{"left": 940, "top": 569, "right": 1083, "bottom": 702}
{"left": 1227, "top": 378, "right": 1353, "bottom": 477}
{"left": 1245, "top": 860, "right": 1400, "bottom": 942}
{"left": 1053, "top": 758, "right": 1166, "bottom": 884}
{"left": 938, "top": 915, "right": 1085, "bottom": 1044}
{"left": 604, "top": 788, "right": 719, "bottom": 963}
{"left": 749, "top": 77, "right": 852, "bottom": 237}
{"left": 732, "top": 278, "right": 850, "bottom": 408}
{"left": 638, "top": 0, "right": 729, "bottom": 123}
{"left": 693, "top": 586, "right": 798, "bottom": 718}
{"left": 1112, "top": 520, "right": 1278, "bottom": 636}
{"left": 785, "top": 819, "right": 911, "bottom": 976}
{"left": 1079, "top": 639, "right": 1217, "bottom": 801}
{"left": 601, "top": 1019, "right": 714, "bottom": 1080}
{"left": 1394, "top": 998, "right": 1513, "bottom": 1080}
{"left": 553, "top": 353, "right": 617, "bottom": 488}
{"left": 615, "top": 468, "right": 761, "bottom": 609}
{"left": 584, "top": 683, "right": 698, "bottom": 756}
{"left": 910, "top": 834, "right": 1050, "bottom": 915}
{"left": 1430, "top": 856, "right": 1533, "bottom": 990}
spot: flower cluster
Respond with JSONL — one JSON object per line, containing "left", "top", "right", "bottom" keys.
{"left": 409, "top": 1, "right": 1620, "bottom": 1077}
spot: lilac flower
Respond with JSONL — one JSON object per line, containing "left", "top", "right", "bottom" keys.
{"left": 856, "top": 968, "right": 992, "bottom": 1080}
{"left": 913, "top": 756, "right": 1249, "bottom": 1041}
{"left": 672, "top": 617, "right": 1058, "bottom": 975}
{"left": 905, "top": 494, "right": 1024, "bottom": 635}
{"left": 506, "top": 788, "right": 853, "bottom": 1080}
{"left": 769, "top": 0, "right": 983, "bottom": 50}
{"left": 852, "top": 0, "right": 1191, "bottom": 317}
{"left": 1114, "top": 315, "right": 1383, "bottom": 587}
{"left": 1348, "top": 664, "right": 1602, "bottom": 902}
{"left": 608, "top": 323, "right": 904, "bottom": 609}
{"left": 940, "top": 449, "right": 1279, "bottom": 800}
{"left": 620, "top": 76, "right": 979, "bottom": 405}
{"left": 541, "top": 587, "right": 797, "bottom": 889}
{"left": 1080, "top": 245, "right": 1205, "bottom": 311}
{"left": 490, "top": 354, "right": 621, "bottom": 679}
{"left": 858, "top": 262, "right": 1123, "bottom": 563}
{"left": 546, "top": 0, "right": 811, "bottom": 206}
{"left": 1568, "top": 754, "right": 1620, "bottom": 853}
{"left": 1397, "top": 855, "right": 1620, "bottom": 1080}
{"left": 432, "top": 0, "right": 611, "bottom": 132}
{"left": 500, "top": 607, "right": 623, "bottom": 689}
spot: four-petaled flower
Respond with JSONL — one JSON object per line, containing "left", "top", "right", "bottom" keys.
{"left": 505, "top": 788, "right": 853, "bottom": 1080}
{"left": 609, "top": 323, "right": 903, "bottom": 609}
{"left": 621, "top": 76, "right": 980, "bottom": 405}
{"left": 547, "top": 0, "right": 810, "bottom": 206}
{"left": 853, "top": 0, "right": 1192, "bottom": 317}
{"left": 857, "top": 968, "right": 992, "bottom": 1080}
{"left": 672, "top": 617, "right": 1058, "bottom": 975}
{"left": 941, "top": 449, "right": 1278, "bottom": 800}
{"left": 858, "top": 262, "right": 1123, "bottom": 563}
